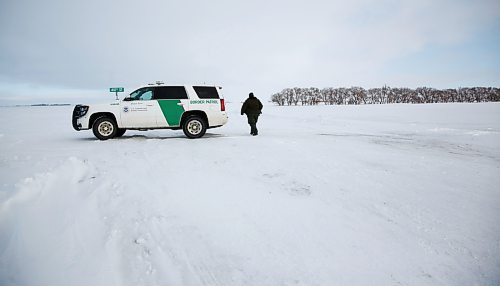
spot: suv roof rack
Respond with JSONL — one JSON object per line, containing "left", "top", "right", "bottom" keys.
{"left": 147, "top": 81, "right": 164, "bottom": 86}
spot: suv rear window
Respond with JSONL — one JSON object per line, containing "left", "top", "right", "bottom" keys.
{"left": 194, "top": 86, "right": 219, "bottom": 99}
{"left": 154, "top": 86, "right": 188, "bottom": 100}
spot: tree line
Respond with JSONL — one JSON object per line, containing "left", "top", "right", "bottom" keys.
{"left": 270, "top": 86, "right": 500, "bottom": 105}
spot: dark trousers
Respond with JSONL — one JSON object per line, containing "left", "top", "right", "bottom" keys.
{"left": 246, "top": 114, "right": 260, "bottom": 135}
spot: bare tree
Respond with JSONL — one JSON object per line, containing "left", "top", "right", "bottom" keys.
{"left": 271, "top": 86, "right": 499, "bottom": 106}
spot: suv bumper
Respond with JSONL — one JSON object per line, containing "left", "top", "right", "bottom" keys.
{"left": 73, "top": 119, "right": 82, "bottom": 130}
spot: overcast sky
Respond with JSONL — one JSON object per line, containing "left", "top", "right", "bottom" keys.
{"left": 1, "top": 0, "right": 499, "bottom": 104}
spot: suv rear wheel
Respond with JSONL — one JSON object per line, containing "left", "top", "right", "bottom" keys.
{"left": 92, "top": 116, "right": 117, "bottom": 140}
{"left": 183, "top": 116, "right": 207, "bottom": 139}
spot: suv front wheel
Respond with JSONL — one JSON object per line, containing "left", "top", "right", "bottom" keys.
{"left": 115, "top": 128, "right": 126, "bottom": 137}
{"left": 93, "top": 116, "right": 118, "bottom": 140}
{"left": 183, "top": 116, "right": 207, "bottom": 139}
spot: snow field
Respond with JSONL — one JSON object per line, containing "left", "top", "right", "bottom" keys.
{"left": 1, "top": 102, "right": 499, "bottom": 285}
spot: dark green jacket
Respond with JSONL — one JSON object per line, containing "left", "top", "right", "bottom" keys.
{"left": 241, "top": 97, "right": 263, "bottom": 115}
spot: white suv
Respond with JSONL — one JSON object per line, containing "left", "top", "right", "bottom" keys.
{"left": 72, "top": 84, "right": 228, "bottom": 140}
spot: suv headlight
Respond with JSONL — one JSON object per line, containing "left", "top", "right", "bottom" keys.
{"left": 73, "top": 105, "right": 89, "bottom": 118}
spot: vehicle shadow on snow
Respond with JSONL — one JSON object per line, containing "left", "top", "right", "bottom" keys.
{"left": 73, "top": 133, "right": 228, "bottom": 141}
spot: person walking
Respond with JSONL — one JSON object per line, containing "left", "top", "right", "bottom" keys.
{"left": 241, "top": 92, "right": 263, "bottom": 136}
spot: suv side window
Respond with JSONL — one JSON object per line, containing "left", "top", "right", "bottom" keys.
{"left": 129, "top": 88, "right": 154, "bottom": 101}
{"left": 154, "top": 86, "right": 188, "bottom": 100}
{"left": 193, "top": 86, "right": 219, "bottom": 99}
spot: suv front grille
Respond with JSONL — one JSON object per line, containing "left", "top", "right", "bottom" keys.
{"left": 72, "top": 105, "right": 88, "bottom": 130}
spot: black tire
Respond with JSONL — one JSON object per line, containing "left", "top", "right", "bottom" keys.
{"left": 115, "top": 128, "right": 126, "bottom": 137}
{"left": 182, "top": 116, "right": 207, "bottom": 139}
{"left": 92, "top": 116, "right": 118, "bottom": 140}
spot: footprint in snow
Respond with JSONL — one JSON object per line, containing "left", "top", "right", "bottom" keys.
{"left": 285, "top": 181, "right": 312, "bottom": 196}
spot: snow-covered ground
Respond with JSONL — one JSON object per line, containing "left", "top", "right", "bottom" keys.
{"left": 1, "top": 102, "right": 499, "bottom": 286}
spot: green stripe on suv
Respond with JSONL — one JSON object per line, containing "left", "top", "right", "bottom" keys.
{"left": 157, "top": 100, "right": 185, "bottom": 126}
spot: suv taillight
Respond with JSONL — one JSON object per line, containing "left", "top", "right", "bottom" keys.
{"left": 220, "top": 99, "right": 225, "bottom": 111}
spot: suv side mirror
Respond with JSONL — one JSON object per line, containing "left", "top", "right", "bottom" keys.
{"left": 123, "top": 97, "right": 132, "bottom": 101}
